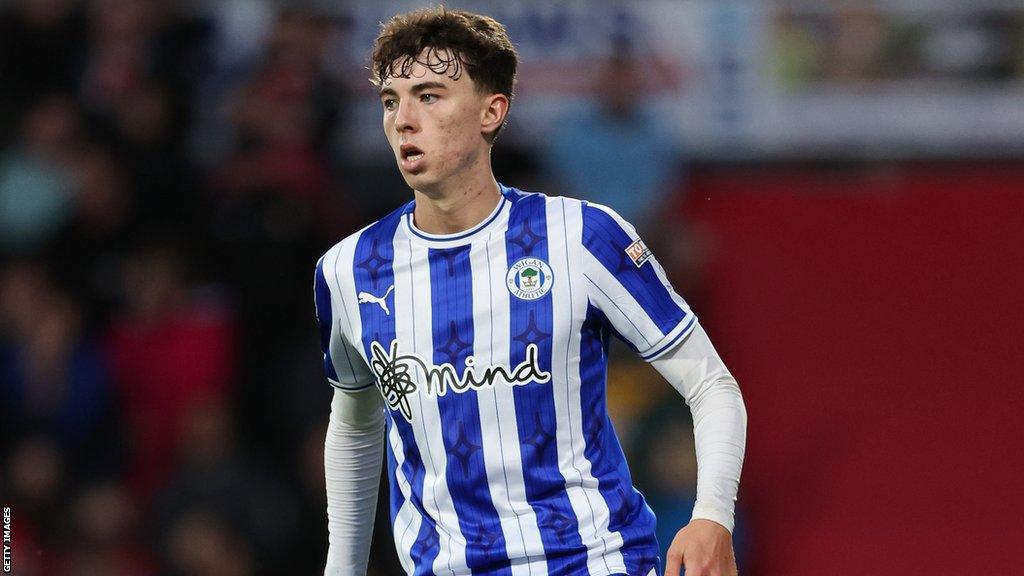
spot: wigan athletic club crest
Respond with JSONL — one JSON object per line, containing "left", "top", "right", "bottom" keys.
{"left": 506, "top": 257, "right": 554, "bottom": 301}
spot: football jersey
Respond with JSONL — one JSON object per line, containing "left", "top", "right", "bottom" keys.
{"left": 314, "top": 185, "right": 697, "bottom": 576}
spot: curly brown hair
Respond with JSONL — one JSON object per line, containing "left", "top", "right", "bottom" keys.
{"left": 370, "top": 7, "right": 518, "bottom": 138}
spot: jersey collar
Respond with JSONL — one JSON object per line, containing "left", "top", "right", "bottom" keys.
{"left": 401, "top": 184, "right": 512, "bottom": 248}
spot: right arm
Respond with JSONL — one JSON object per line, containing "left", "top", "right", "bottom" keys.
{"left": 324, "top": 386, "right": 384, "bottom": 576}
{"left": 315, "top": 254, "right": 384, "bottom": 575}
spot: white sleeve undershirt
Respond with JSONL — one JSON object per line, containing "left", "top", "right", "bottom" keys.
{"left": 323, "top": 386, "right": 385, "bottom": 576}
{"left": 322, "top": 323, "right": 746, "bottom": 574}
{"left": 649, "top": 322, "right": 747, "bottom": 533}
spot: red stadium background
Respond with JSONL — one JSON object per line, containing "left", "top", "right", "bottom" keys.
{"left": 681, "top": 163, "right": 1023, "bottom": 574}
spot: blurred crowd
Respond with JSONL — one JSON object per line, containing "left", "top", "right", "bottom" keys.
{"left": 0, "top": 1, "right": 712, "bottom": 575}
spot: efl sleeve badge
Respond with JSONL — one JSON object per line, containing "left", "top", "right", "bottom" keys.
{"left": 625, "top": 238, "right": 653, "bottom": 268}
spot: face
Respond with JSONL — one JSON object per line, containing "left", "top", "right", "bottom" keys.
{"left": 379, "top": 50, "right": 507, "bottom": 194}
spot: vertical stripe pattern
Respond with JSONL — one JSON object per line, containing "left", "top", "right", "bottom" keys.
{"left": 318, "top": 187, "right": 681, "bottom": 576}
{"left": 352, "top": 212, "right": 441, "bottom": 575}
{"left": 505, "top": 192, "right": 589, "bottom": 574}
{"left": 429, "top": 246, "right": 513, "bottom": 574}
{"left": 400, "top": 238, "right": 467, "bottom": 575}
{"left": 547, "top": 199, "right": 627, "bottom": 575}
{"left": 474, "top": 233, "right": 549, "bottom": 576}
{"left": 579, "top": 305, "right": 659, "bottom": 575}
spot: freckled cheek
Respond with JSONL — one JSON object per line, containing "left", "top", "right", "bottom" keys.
{"left": 431, "top": 112, "right": 478, "bottom": 170}
{"left": 431, "top": 122, "right": 456, "bottom": 165}
{"left": 437, "top": 139, "right": 474, "bottom": 172}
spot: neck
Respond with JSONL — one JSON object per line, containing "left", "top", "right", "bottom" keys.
{"left": 412, "top": 155, "right": 501, "bottom": 235}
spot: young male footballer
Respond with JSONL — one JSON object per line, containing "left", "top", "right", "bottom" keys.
{"left": 313, "top": 8, "right": 747, "bottom": 576}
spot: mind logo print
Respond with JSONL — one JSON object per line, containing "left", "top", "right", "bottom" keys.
{"left": 368, "top": 340, "right": 551, "bottom": 422}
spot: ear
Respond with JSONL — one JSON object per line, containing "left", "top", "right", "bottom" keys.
{"left": 480, "top": 93, "right": 510, "bottom": 139}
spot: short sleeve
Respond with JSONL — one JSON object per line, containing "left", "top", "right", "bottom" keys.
{"left": 580, "top": 202, "right": 698, "bottom": 361}
{"left": 314, "top": 255, "right": 375, "bottom": 390}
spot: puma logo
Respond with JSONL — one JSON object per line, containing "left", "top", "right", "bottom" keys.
{"left": 358, "top": 285, "right": 394, "bottom": 315}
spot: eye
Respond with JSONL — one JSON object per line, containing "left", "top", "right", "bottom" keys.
{"left": 420, "top": 93, "right": 438, "bottom": 104}
{"left": 382, "top": 98, "right": 397, "bottom": 111}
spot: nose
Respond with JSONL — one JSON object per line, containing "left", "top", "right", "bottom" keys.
{"left": 394, "top": 100, "right": 418, "bottom": 133}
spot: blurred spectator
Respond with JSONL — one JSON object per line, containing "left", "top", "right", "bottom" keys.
{"left": 53, "top": 480, "right": 156, "bottom": 576}
{"left": 154, "top": 402, "right": 298, "bottom": 574}
{"left": 0, "top": 260, "right": 118, "bottom": 472}
{"left": 209, "top": 7, "right": 351, "bottom": 239}
{"left": 163, "top": 508, "right": 255, "bottom": 576}
{"left": 827, "top": 9, "right": 887, "bottom": 83}
{"left": 204, "top": 7, "right": 359, "bottom": 453}
{"left": 78, "top": 0, "right": 159, "bottom": 116}
{"left": 74, "top": 0, "right": 213, "bottom": 237}
{"left": 47, "top": 145, "right": 137, "bottom": 326}
{"left": 543, "top": 39, "right": 707, "bottom": 329}
{"left": 0, "top": 95, "right": 84, "bottom": 253}
{"left": 78, "top": 0, "right": 211, "bottom": 121}
{"left": 543, "top": 40, "right": 683, "bottom": 233}
{"left": 76, "top": 0, "right": 212, "bottom": 231}
{"left": 0, "top": 0, "right": 86, "bottom": 141}
{"left": 105, "top": 236, "right": 237, "bottom": 501}
{"left": 1, "top": 436, "right": 67, "bottom": 574}
{"left": 105, "top": 80, "right": 203, "bottom": 230}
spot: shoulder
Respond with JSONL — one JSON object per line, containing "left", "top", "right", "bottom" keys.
{"left": 578, "top": 201, "right": 640, "bottom": 253}
{"left": 501, "top": 187, "right": 636, "bottom": 250}
{"left": 503, "top": 187, "right": 628, "bottom": 225}
{"left": 502, "top": 185, "right": 589, "bottom": 217}
{"left": 316, "top": 233, "right": 356, "bottom": 282}
{"left": 579, "top": 200, "right": 632, "bottom": 231}
{"left": 316, "top": 201, "right": 413, "bottom": 277}
{"left": 576, "top": 201, "right": 651, "bottom": 269}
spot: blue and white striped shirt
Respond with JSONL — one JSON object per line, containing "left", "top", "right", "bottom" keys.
{"left": 314, "top": 185, "right": 697, "bottom": 576}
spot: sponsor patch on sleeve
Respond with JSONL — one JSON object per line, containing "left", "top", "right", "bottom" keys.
{"left": 625, "top": 238, "right": 653, "bottom": 267}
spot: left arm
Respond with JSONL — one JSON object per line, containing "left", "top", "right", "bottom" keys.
{"left": 575, "top": 201, "right": 746, "bottom": 574}
{"left": 650, "top": 323, "right": 746, "bottom": 576}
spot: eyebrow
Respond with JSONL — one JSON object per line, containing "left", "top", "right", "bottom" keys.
{"left": 379, "top": 81, "right": 449, "bottom": 98}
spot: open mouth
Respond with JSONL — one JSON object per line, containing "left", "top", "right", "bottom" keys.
{"left": 400, "top": 144, "right": 424, "bottom": 162}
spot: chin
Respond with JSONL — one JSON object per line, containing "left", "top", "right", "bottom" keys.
{"left": 401, "top": 169, "right": 440, "bottom": 193}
